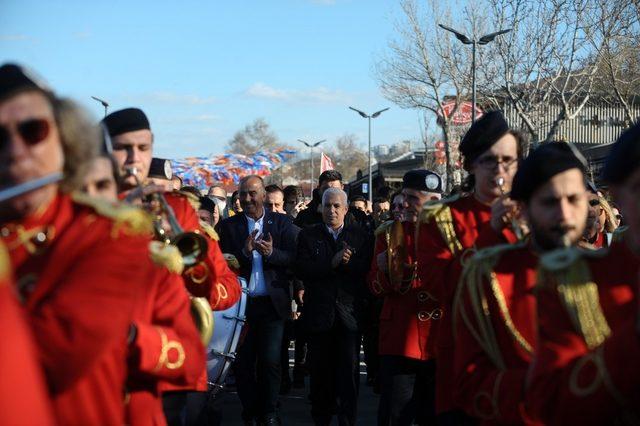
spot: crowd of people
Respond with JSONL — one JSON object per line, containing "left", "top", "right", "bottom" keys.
{"left": 2, "top": 60, "right": 640, "bottom": 426}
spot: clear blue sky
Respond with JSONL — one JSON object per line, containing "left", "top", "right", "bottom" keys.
{"left": 1, "top": 0, "right": 425, "bottom": 159}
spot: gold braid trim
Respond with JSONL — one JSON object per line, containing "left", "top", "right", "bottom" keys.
{"left": 419, "top": 200, "right": 463, "bottom": 255}
{"left": 178, "top": 190, "right": 202, "bottom": 212}
{"left": 71, "top": 192, "right": 154, "bottom": 237}
{"left": 374, "top": 220, "right": 393, "bottom": 237}
{"left": 489, "top": 271, "right": 534, "bottom": 355}
{"left": 453, "top": 243, "right": 528, "bottom": 371}
{"left": 223, "top": 253, "right": 240, "bottom": 270}
{"left": 539, "top": 247, "right": 611, "bottom": 350}
{"left": 569, "top": 345, "right": 626, "bottom": 405}
{"left": 199, "top": 221, "right": 220, "bottom": 241}
{"left": 154, "top": 327, "right": 186, "bottom": 371}
{"left": 0, "top": 243, "right": 9, "bottom": 282}
{"left": 148, "top": 241, "right": 184, "bottom": 274}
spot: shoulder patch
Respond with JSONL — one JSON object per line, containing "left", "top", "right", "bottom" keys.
{"left": 374, "top": 220, "right": 394, "bottom": 237}
{"left": 175, "top": 190, "right": 201, "bottom": 212}
{"left": 418, "top": 198, "right": 464, "bottom": 255}
{"left": 199, "top": 221, "right": 219, "bottom": 241}
{"left": 148, "top": 241, "right": 184, "bottom": 274}
{"left": 538, "top": 246, "right": 611, "bottom": 349}
{"left": 71, "top": 191, "right": 153, "bottom": 236}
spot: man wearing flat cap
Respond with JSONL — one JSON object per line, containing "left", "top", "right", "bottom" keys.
{"left": 413, "top": 111, "right": 525, "bottom": 424}
{"left": 525, "top": 126, "right": 640, "bottom": 424}
{"left": 102, "top": 107, "right": 241, "bottom": 423}
{"left": 368, "top": 169, "right": 442, "bottom": 425}
{"left": 452, "top": 141, "right": 600, "bottom": 423}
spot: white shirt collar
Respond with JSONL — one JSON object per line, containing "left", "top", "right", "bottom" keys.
{"left": 326, "top": 224, "right": 344, "bottom": 240}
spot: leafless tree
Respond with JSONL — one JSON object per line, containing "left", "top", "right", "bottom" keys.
{"left": 375, "top": 0, "right": 485, "bottom": 190}
{"left": 486, "top": 0, "right": 637, "bottom": 143}
{"left": 226, "top": 118, "right": 287, "bottom": 155}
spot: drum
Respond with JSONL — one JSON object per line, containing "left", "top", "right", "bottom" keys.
{"left": 206, "top": 277, "right": 248, "bottom": 395}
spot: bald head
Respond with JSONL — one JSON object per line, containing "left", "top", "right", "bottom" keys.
{"left": 239, "top": 175, "right": 266, "bottom": 219}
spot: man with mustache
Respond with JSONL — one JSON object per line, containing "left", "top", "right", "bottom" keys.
{"left": 452, "top": 142, "right": 590, "bottom": 424}
{"left": 526, "top": 122, "right": 640, "bottom": 424}
{"left": 368, "top": 170, "right": 443, "bottom": 425}
{"left": 414, "top": 111, "right": 524, "bottom": 424}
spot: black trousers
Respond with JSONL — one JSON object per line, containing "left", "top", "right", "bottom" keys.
{"left": 162, "top": 391, "right": 209, "bottom": 426}
{"left": 377, "top": 355, "right": 436, "bottom": 426}
{"left": 308, "top": 320, "right": 360, "bottom": 426}
{"left": 234, "top": 296, "right": 285, "bottom": 421}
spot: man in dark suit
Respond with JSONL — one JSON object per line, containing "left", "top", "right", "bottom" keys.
{"left": 217, "top": 175, "right": 299, "bottom": 426}
{"left": 295, "top": 187, "right": 373, "bottom": 426}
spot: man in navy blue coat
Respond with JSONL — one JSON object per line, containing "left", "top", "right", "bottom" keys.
{"left": 217, "top": 175, "right": 299, "bottom": 425}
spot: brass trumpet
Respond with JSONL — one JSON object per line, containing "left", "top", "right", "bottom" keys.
{"left": 125, "top": 166, "right": 213, "bottom": 344}
{"left": 126, "top": 166, "right": 208, "bottom": 267}
{"left": 386, "top": 220, "right": 416, "bottom": 293}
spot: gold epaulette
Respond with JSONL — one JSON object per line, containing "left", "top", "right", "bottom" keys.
{"left": 418, "top": 194, "right": 463, "bottom": 255}
{"left": 223, "top": 253, "right": 240, "bottom": 270}
{"left": 374, "top": 220, "right": 394, "bottom": 237}
{"left": 538, "top": 247, "right": 610, "bottom": 350}
{"left": 199, "top": 221, "right": 220, "bottom": 241}
{"left": 176, "top": 190, "right": 201, "bottom": 212}
{"left": 71, "top": 192, "right": 154, "bottom": 236}
{"left": 0, "top": 242, "right": 9, "bottom": 283}
{"left": 611, "top": 225, "right": 628, "bottom": 243}
{"left": 148, "top": 241, "right": 184, "bottom": 274}
{"left": 453, "top": 242, "right": 530, "bottom": 371}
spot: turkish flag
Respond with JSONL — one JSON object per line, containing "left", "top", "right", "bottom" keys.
{"left": 320, "top": 152, "right": 335, "bottom": 173}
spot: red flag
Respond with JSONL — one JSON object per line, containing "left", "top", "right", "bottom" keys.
{"left": 320, "top": 152, "right": 335, "bottom": 173}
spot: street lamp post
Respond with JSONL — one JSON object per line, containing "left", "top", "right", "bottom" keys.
{"left": 348, "top": 106, "right": 389, "bottom": 204}
{"left": 438, "top": 25, "right": 511, "bottom": 123}
{"left": 91, "top": 96, "right": 110, "bottom": 117}
{"left": 297, "top": 139, "right": 327, "bottom": 191}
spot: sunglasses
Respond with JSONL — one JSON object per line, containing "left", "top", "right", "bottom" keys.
{"left": 588, "top": 199, "right": 601, "bottom": 207}
{"left": 0, "top": 118, "right": 50, "bottom": 147}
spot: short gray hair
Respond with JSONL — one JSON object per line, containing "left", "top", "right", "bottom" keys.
{"left": 322, "top": 187, "right": 348, "bottom": 206}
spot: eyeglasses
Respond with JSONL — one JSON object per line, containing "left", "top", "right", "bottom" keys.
{"left": 588, "top": 199, "right": 601, "bottom": 207}
{"left": 475, "top": 155, "right": 518, "bottom": 170}
{"left": 615, "top": 214, "right": 623, "bottom": 221}
{"left": 0, "top": 118, "right": 51, "bottom": 147}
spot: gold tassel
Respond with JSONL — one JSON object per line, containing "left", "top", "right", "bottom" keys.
{"left": 148, "top": 241, "right": 184, "bottom": 274}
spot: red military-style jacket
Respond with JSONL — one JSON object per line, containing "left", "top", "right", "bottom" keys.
{"left": 0, "top": 243, "right": 54, "bottom": 426}
{"left": 415, "top": 194, "right": 517, "bottom": 414}
{"left": 160, "top": 192, "right": 240, "bottom": 392}
{"left": 452, "top": 243, "right": 540, "bottom": 425}
{"left": 527, "top": 238, "right": 640, "bottom": 425}
{"left": 126, "top": 260, "right": 206, "bottom": 426}
{"left": 368, "top": 220, "right": 440, "bottom": 361}
{"left": 1, "top": 192, "right": 156, "bottom": 425}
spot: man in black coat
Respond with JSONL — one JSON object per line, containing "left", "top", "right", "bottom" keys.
{"left": 295, "top": 187, "right": 373, "bottom": 426}
{"left": 217, "top": 175, "right": 299, "bottom": 425}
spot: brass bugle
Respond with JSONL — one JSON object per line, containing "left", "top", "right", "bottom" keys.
{"left": 125, "top": 166, "right": 208, "bottom": 267}
{"left": 0, "top": 172, "right": 63, "bottom": 203}
{"left": 125, "top": 166, "right": 213, "bottom": 344}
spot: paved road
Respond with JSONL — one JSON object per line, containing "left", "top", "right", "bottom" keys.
{"left": 214, "top": 349, "right": 379, "bottom": 425}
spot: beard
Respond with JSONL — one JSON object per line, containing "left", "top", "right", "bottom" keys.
{"left": 529, "top": 218, "right": 581, "bottom": 251}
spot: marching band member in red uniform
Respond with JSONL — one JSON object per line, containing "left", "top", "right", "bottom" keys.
{"left": 81, "top": 154, "right": 206, "bottom": 426}
{"left": 103, "top": 107, "right": 241, "bottom": 424}
{"left": 414, "top": 111, "right": 522, "bottom": 424}
{"left": 0, "top": 242, "right": 54, "bottom": 426}
{"left": 0, "top": 63, "right": 163, "bottom": 425}
{"left": 526, "top": 122, "right": 640, "bottom": 425}
{"left": 453, "top": 142, "right": 590, "bottom": 424}
{"left": 368, "top": 170, "right": 443, "bottom": 425}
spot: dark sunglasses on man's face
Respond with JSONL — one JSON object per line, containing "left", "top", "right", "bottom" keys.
{"left": 589, "top": 199, "right": 601, "bottom": 207}
{"left": 0, "top": 118, "right": 50, "bottom": 147}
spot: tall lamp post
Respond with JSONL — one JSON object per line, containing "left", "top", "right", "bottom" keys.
{"left": 91, "top": 96, "right": 109, "bottom": 117}
{"left": 297, "top": 139, "right": 327, "bottom": 191}
{"left": 348, "top": 106, "right": 389, "bottom": 204}
{"left": 438, "top": 25, "right": 511, "bottom": 123}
